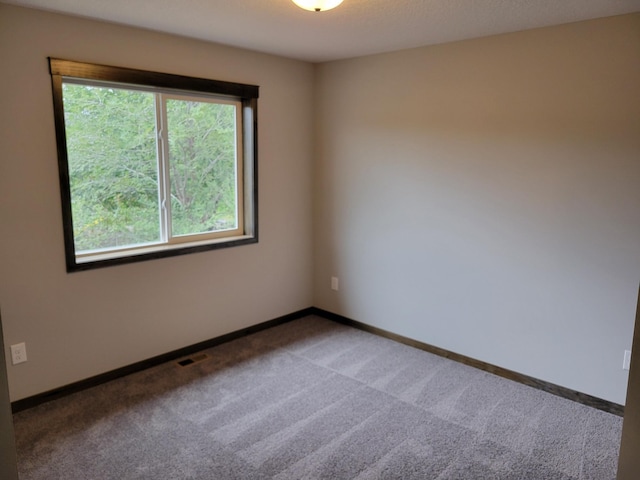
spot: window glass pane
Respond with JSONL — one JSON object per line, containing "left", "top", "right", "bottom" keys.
{"left": 63, "top": 83, "right": 160, "bottom": 252}
{"left": 166, "top": 98, "right": 238, "bottom": 237}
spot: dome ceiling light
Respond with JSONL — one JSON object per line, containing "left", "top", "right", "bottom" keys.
{"left": 291, "top": 0, "right": 344, "bottom": 12}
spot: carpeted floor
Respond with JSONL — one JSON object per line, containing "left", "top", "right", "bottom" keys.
{"left": 13, "top": 315, "right": 623, "bottom": 479}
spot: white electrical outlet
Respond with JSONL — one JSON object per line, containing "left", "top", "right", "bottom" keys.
{"left": 331, "top": 276, "right": 339, "bottom": 291}
{"left": 623, "top": 350, "right": 632, "bottom": 371}
{"left": 10, "top": 342, "right": 27, "bottom": 365}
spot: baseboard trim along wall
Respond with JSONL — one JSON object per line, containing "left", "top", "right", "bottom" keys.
{"left": 310, "top": 308, "right": 624, "bottom": 417}
{"left": 12, "top": 306, "right": 624, "bottom": 417}
{"left": 11, "top": 308, "right": 315, "bottom": 413}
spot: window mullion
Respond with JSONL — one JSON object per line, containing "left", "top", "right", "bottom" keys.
{"left": 156, "top": 93, "right": 172, "bottom": 242}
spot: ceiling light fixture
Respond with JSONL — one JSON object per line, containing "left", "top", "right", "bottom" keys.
{"left": 291, "top": 0, "right": 344, "bottom": 12}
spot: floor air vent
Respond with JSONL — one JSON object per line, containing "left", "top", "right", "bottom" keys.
{"left": 177, "top": 353, "right": 209, "bottom": 367}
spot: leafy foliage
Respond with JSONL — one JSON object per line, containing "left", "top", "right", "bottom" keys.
{"left": 63, "top": 83, "right": 239, "bottom": 253}
{"left": 166, "top": 98, "right": 238, "bottom": 236}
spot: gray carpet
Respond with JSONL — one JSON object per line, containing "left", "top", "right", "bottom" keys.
{"left": 13, "top": 316, "right": 622, "bottom": 479}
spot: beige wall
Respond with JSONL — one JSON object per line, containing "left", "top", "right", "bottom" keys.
{"left": 314, "top": 14, "right": 640, "bottom": 405}
{"left": 0, "top": 5, "right": 315, "bottom": 401}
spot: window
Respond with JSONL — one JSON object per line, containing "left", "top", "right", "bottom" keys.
{"left": 49, "top": 59, "right": 258, "bottom": 271}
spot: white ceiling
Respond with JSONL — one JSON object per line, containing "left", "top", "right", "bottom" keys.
{"left": 3, "top": 0, "right": 640, "bottom": 62}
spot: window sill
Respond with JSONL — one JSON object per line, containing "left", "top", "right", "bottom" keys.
{"left": 70, "top": 234, "right": 257, "bottom": 272}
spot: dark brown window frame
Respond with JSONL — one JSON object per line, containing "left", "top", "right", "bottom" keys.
{"left": 49, "top": 58, "right": 259, "bottom": 272}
